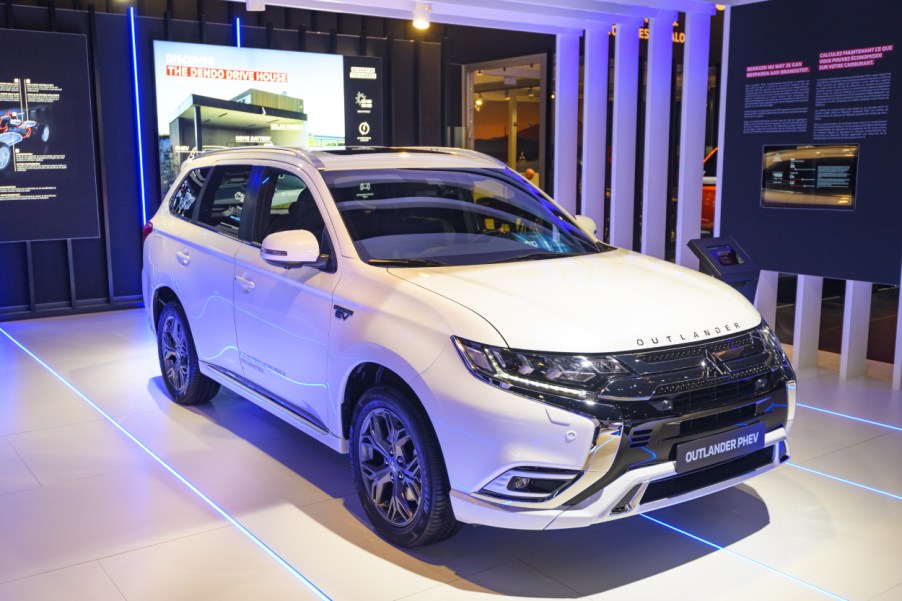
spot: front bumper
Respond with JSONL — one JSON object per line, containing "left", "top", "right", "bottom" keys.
{"left": 421, "top": 329, "right": 796, "bottom": 531}
{"left": 450, "top": 427, "right": 789, "bottom": 530}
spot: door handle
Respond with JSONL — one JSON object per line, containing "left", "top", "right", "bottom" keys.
{"left": 235, "top": 273, "right": 255, "bottom": 291}
{"left": 175, "top": 249, "right": 190, "bottom": 266}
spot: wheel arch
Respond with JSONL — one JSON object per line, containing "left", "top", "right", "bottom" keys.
{"left": 152, "top": 286, "right": 181, "bottom": 329}
{"left": 341, "top": 362, "right": 421, "bottom": 440}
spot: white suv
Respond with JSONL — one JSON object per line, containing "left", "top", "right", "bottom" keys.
{"left": 142, "top": 146, "right": 796, "bottom": 547}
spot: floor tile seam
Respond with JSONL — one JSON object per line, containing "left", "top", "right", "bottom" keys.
{"left": 795, "top": 428, "right": 894, "bottom": 459}
{"left": 1, "top": 432, "right": 42, "bottom": 487}
{"left": 0, "top": 558, "right": 115, "bottom": 590}
{"left": 0, "top": 441, "right": 164, "bottom": 491}
{"left": 94, "top": 560, "right": 130, "bottom": 601}
{"left": 509, "top": 557, "right": 589, "bottom": 597}
{"left": 791, "top": 431, "right": 891, "bottom": 465}
{"left": 0, "top": 522, "right": 237, "bottom": 588}
{"left": 640, "top": 515, "right": 849, "bottom": 601}
{"left": 867, "top": 582, "right": 901, "bottom": 601}
{"left": 0, "top": 413, "right": 107, "bottom": 439}
{"left": 92, "top": 522, "right": 235, "bottom": 566}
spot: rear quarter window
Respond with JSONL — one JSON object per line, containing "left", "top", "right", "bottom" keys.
{"left": 169, "top": 167, "right": 209, "bottom": 219}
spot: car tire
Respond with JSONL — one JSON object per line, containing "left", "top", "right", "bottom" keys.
{"left": 156, "top": 301, "right": 219, "bottom": 405}
{"left": 350, "top": 385, "right": 461, "bottom": 547}
{"left": 0, "top": 144, "right": 11, "bottom": 171}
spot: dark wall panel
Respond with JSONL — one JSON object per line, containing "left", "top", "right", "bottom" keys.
{"left": 418, "top": 42, "right": 442, "bottom": 145}
{"left": 390, "top": 40, "right": 416, "bottom": 146}
{"left": 94, "top": 13, "right": 144, "bottom": 300}
{"left": 0, "top": 243, "right": 29, "bottom": 309}
{"left": 31, "top": 241, "right": 70, "bottom": 307}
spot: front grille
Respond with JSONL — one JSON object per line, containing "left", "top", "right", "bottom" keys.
{"left": 660, "top": 367, "right": 773, "bottom": 413}
{"left": 641, "top": 446, "right": 774, "bottom": 504}
{"left": 678, "top": 403, "right": 757, "bottom": 437}
{"left": 637, "top": 334, "right": 756, "bottom": 364}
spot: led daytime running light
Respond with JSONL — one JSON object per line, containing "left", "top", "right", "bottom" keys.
{"left": 485, "top": 349, "right": 589, "bottom": 399}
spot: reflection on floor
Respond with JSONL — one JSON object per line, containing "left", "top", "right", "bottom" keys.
{"left": 1, "top": 309, "right": 900, "bottom": 601}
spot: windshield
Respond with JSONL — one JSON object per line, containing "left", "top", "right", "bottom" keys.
{"left": 322, "top": 168, "right": 605, "bottom": 266}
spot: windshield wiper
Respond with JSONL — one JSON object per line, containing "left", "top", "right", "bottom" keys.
{"left": 489, "top": 251, "right": 572, "bottom": 264}
{"left": 368, "top": 257, "right": 449, "bottom": 267}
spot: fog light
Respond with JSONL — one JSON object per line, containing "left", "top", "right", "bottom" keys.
{"left": 755, "top": 377, "right": 768, "bottom": 390}
{"left": 511, "top": 477, "right": 531, "bottom": 490}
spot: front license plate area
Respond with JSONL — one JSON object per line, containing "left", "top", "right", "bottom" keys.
{"left": 675, "top": 422, "right": 766, "bottom": 474}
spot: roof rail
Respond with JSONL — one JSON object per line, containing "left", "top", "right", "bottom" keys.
{"left": 397, "top": 146, "right": 506, "bottom": 167}
{"left": 188, "top": 146, "right": 323, "bottom": 169}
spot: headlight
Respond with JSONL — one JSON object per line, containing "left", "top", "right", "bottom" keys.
{"left": 452, "top": 337, "right": 629, "bottom": 403}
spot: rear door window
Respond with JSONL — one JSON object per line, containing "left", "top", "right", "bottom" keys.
{"left": 196, "top": 165, "right": 253, "bottom": 238}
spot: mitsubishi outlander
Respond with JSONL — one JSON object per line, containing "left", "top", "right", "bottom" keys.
{"left": 142, "top": 146, "right": 796, "bottom": 547}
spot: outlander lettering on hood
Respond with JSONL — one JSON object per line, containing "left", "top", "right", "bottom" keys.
{"left": 636, "top": 322, "right": 744, "bottom": 347}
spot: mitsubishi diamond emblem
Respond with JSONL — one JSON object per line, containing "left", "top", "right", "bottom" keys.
{"left": 704, "top": 348, "right": 730, "bottom": 378}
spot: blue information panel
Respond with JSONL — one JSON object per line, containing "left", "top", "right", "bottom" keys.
{"left": 0, "top": 30, "right": 100, "bottom": 242}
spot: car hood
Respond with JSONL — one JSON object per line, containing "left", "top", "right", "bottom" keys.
{"left": 388, "top": 249, "right": 762, "bottom": 353}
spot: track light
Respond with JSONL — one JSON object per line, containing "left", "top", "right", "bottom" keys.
{"left": 246, "top": 0, "right": 265, "bottom": 11}
{"left": 412, "top": 2, "right": 431, "bottom": 30}
{"left": 475, "top": 93, "right": 483, "bottom": 107}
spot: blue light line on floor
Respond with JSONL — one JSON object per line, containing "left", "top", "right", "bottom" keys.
{"left": 0, "top": 327, "right": 332, "bottom": 601}
{"left": 788, "top": 463, "right": 902, "bottom": 502}
{"left": 641, "top": 514, "right": 848, "bottom": 601}
{"left": 797, "top": 404, "right": 902, "bottom": 432}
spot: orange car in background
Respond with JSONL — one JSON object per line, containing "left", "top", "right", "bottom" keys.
{"left": 702, "top": 147, "right": 717, "bottom": 233}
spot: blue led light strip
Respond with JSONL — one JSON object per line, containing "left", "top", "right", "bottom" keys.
{"left": 235, "top": 17, "right": 242, "bottom": 47}
{"left": 0, "top": 327, "right": 332, "bottom": 601}
{"left": 797, "top": 404, "right": 902, "bottom": 433}
{"left": 788, "top": 463, "right": 902, "bottom": 501}
{"left": 129, "top": 7, "right": 149, "bottom": 225}
{"left": 641, "top": 514, "right": 848, "bottom": 601}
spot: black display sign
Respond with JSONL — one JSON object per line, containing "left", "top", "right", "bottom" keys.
{"left": 0, "top": 30, "right": 100, "bottom": 242}
{"left": 720, "top": 0, "right": 901, "bottom": 285}
{"left": 343, "top": 56, "right": 384, "bottom": 147}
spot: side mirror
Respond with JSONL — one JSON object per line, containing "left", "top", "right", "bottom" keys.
{"left": 261, "top": 230, "right": 326, "bottom": 269}
{"left": 575, "top": 215, "right": 598, "bottom": 236}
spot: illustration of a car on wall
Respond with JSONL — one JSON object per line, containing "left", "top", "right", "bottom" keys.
{"left": 0, "top": 110, "right": 50, "bottom": 171}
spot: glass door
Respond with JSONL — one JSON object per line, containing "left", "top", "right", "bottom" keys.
{"left": 463, "top": 55, "right": 547, "bottom": 189}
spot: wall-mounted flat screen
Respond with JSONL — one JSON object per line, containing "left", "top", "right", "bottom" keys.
{"left": 761, "top": 144, "right": 858, "bottom": 209}
{"left": 0, "top": 30, "right": 99, "bottom": 242}
{"left": 153, "top": 41, "right": 383, "bottom": 194}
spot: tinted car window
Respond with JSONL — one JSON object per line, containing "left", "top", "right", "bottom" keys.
{"left": 257, "top": 169, "right": 326, "bottom": 247}
{"left": 169, "top": 167, "right": 209, "bottom": 219}
{"left": 197, "top": 165, "right": 252, "bottom": 237}
{"left": 323, "top": 168, "right": 601, "bottom": 266}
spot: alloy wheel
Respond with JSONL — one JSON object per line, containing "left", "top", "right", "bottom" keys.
{"left": 357, "top": 407, "right": 423, "bottom": 527}
{"left": 160, "top": 313, "right": 190, "bottom": 395}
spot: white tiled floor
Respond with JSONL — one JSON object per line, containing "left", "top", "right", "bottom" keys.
{"left": 1, "top": 309, "right": 900, "bottom": 601}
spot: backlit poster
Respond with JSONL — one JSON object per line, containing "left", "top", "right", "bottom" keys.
{"left": 153, "top": 41, "right": 383, "bottom": 194}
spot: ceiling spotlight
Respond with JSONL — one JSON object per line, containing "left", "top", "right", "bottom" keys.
{"left": 504, "top": 90, "right": 510, "bottom": 100}
{"left": 412, "top": 2, "right": 431, "bottom": 30}
{"left": 715, "top": 3, "right": 725, "bottom": 10}
{"left": 246, "top": 0, "right": 265, "bottom": 11}
{"left": 528, "top": 87, "right": 535, "bottom": 98}
{"left": 475, "top": 93, "right": 483, "bottom": 107}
